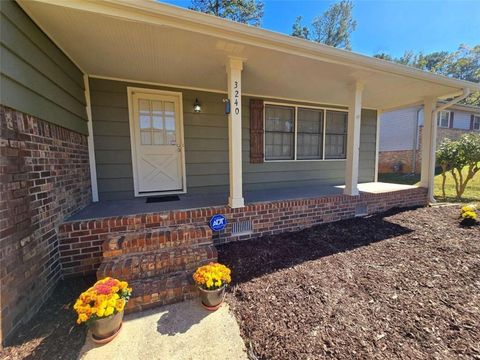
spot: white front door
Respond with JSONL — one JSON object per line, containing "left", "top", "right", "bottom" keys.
{"left": 130, "top": 90, "right": 185, "bottom": 195}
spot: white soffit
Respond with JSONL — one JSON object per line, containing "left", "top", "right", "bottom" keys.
{"left": 17, "top": 0, "right": 479, "bottom": 110}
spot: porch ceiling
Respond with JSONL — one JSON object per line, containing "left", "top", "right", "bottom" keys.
{"left": 18, "top": 0, "right": 479, "bottom": 110}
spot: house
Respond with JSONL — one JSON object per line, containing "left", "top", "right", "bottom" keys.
{"left": 1, "top": 0, "right": 479, "bottom": 345}
{"left": 379, "top": 103, "right": 480, "bottom": 174}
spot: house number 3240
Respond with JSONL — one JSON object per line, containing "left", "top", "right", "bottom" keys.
{"left": 234, "top": 81, "right": 240, "bottom": 115}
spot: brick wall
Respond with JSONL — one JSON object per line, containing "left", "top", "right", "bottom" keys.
{"left": 436, "top": 127, "right": 472, "bottom": 146}
{"left": 378, "top": 150, "right": 418, "bottom": 174}
{"left": 58, "top": 187, "right": 428, "bottom": 277}
{"left": 379, "top": 126, "right": 475, "bottom": 175}
{"left": 0, "top": 106, "right": 91, "bottom": 344}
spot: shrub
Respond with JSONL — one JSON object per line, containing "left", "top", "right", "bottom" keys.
{"left": 436, "top": 133, "right": 480, "bottom": 200}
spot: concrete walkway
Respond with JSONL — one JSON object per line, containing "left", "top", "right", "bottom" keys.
{"left": 78, "top": 300, "right": 248, "bottom": 360}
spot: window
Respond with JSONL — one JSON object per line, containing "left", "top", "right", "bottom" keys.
{"left": 474, "top": 115, "right": 480, "bottom": 131}
{"left": 264, "top": 103, "right": 348, "bottom": 161}
{"left": 264, "top": 105, "right": 295, "bottom": 160}
{"left": 325, "top": 111, "right": 348, "bottom": 159}
{"left": 138, "top": 99, "right": 176, "bottom": 145}
{"left": 437, "top": 111, "right": 451, "bottom": 128}
{"left": 297, "top": 108, "right": 323, "bottom": 159}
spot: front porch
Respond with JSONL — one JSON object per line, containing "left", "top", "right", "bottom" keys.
{"left": 58, "top": 182, "right": 426, "bottom": 311}
{"left": 69, "top": 182, "right": 419, "bottom": 220}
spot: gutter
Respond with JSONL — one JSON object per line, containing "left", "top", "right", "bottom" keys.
{"left": 427, "top": 88, "right": 471, "bottom": 203}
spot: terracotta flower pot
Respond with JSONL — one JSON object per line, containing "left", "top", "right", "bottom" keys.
{"left": 198, "top": 285, "right": 226, "bottom": 311}
{"left": 90, "top": 310, "right": 124, "bottom": 343}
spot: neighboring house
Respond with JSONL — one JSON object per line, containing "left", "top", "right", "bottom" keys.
{"left": 1, "top": 0, "right": 479, "bottom": 345}
{"left": 379, "top": 103, "right": 480, "bottom": 174}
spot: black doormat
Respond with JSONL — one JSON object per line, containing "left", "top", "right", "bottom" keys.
{"left": 146, "top": 195, "right": 180, "bottom": 203}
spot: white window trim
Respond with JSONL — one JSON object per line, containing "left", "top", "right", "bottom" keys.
{"left": 473, "top": 115, "right": 480, "bottom": 131}
{"left": 263, "top": 101, "right": 348, "bottom": 162}
{"left": 437, "top": 110, "right": 451, "bottom": 128}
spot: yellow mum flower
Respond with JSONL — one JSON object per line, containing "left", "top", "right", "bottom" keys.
{"left": 104, "top": 306, "right": 115, "bottom": 317}
{"left": 96, "top": 307, "right": 105, "bottom": 317}
{"left": 115, "top": 299, "right": 126, "bottom": 312}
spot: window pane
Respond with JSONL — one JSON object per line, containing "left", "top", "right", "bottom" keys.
{"left": 297, "top": 108, "right": 323, "bottom": 159}
{"left": 153, "top": 131, "right": 164, "bottom": 145}
{"left": 139, "top": 99, "right": 151, "bottom": 129}
{"left": 437, "top": 111, "right": 449, "bottom": 128}
{"left": 325, "top": 110, "right": 347, "bottom": 159}
{"left": 265, "top": 105, "right": 294, "bottom": 160}
{"left": 474, "top": 116, "right": 480, "bottom": 130}
{"left": 141, "top": 131, "right": 151, "bottom": 145}
{"left": 151, "top": 100, "right": 163, "bottom": 130}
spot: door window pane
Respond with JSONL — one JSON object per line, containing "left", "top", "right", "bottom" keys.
{"left": 297, "top": 108, "right": 323, "bottom": 159}
{"left": 153, "top": 131, "right": 164, "bottom": 145}
{"left": 141, "top": 131, "right": 151, "bottom": 145}
{"left": 325, "top": 110, "right": 347, "bottom": 159}
{"left": 138, "top": 98, "right": 176, "bottom": 146}
{"left": 265, "top": 105, "right": 294, "bottom": 160}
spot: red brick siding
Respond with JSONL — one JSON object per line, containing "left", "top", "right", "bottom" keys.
{"left": 378, "top": 150, "right": 422, "bottom": 174}
{"left": 58, "top": 187, "right": 428, "bottom": 277}
{"left": 0, "top": 106, "right": 91, "bottom": 343}
{"left": 379, "top": 126, "right": 475, "bottom": 174}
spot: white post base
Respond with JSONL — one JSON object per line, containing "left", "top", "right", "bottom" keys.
{"left": 228, "top": 196, "right": 245, "bottom": 208}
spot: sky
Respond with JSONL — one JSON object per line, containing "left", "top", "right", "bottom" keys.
{"left": 160, "top": 0, "right": 480, "bottom": 57}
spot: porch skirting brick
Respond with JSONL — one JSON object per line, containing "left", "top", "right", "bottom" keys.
{"left": 58, "top": 187, "right": 428, "bottom": 277}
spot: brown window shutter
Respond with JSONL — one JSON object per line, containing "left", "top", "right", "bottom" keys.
{"left": 470, "top": 114, "right": 475, "bottom": 130}
{"left": 449, "top": 111, "right": 454, "bottom": 128}
{"left": 249, "top": 99, "right": 264, "bottom": 163}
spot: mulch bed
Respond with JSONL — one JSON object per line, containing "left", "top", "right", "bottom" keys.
{"left": 218, "top": 206, "right": 480, "bottom": 360}
{"left": 1, "top": 275, "right": 95, "bottom": 360}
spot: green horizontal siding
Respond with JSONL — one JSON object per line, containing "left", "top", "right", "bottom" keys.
{"left": 0, "top": 1, "right": 87, "bottom": 134}
{"left": 89, "top": 78, "right": 377, "bottom": 200}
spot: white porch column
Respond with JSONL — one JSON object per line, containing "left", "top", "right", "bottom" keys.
{"left": 374, "top": 109, "right": 382, "bottom": 182}
{"left": 226, "top": 57, "right": 245, "bottom": 208}
{"left": 420, "top": 97, "right": 438, "bottom": 201}
{"left": 344, "top": 82, "right": 364, "bottom": 196}
{"left": 83, "top": 75, "right": 99, "bottom": 202}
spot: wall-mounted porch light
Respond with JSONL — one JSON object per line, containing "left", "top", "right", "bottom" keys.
{"left": 193, "top": 98, "right": 202, "bottom": 113}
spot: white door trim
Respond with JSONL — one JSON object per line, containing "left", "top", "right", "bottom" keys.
{"left": 127, "top": 87, "right": 187, "bottom": 197}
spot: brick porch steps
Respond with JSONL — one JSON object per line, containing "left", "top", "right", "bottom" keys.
{"left": 125, "top": 272, "right": 198, "bottom": 312}
{"left": 97, "top": 245, "right": 217, "bottom": 281}
{"left": 96, "top": 224, "right": 217, "bottom": 312}
{"left": 102, "top": 225, "right": 213, "bottom": 257}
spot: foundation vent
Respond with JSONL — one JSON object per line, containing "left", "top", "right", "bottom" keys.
{"left": 232, "top": 220, "right": 253, "bottom": 235}
{"left": 355, "top": 203, "right": 368, "bottom": 217}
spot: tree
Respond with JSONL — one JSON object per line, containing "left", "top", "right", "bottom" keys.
{"left": 291, "top": 16, "right": 310, "bottom": 40}
{"left": 311, "top": 0, "right": 357, "bottom": 50}
{"left": 436, "top": 133, "right": 480, "bottom": 200}
{"left": 373, "top": 44, "right": 480, "bottom": 106}
{"left": 189, "top": 0, "right": 264, "bottom": 26}
{"left": 373, "top": 53, "right": 393, "bottom": 61}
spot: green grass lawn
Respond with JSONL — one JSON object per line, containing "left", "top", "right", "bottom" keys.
{"left": 379, "top": 164, "right": 480, "bottom": 203}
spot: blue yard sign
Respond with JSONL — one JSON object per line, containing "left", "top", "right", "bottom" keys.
{"left": 209, "top": 214, "right": 227, "bottom": 232}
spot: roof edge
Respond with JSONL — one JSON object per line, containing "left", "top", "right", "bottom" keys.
{"left": 21, "top": 0, "right": 480, "bottom": 93}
